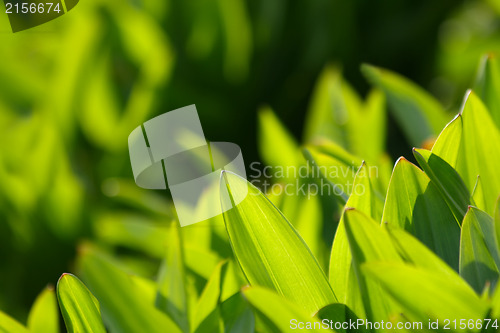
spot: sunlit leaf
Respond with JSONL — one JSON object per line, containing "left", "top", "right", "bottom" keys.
{"left": 220, "top": 171, "right": 336, "bottom": 315}
{"left": 343, "top": 208, "right": 401, "bottom": 322}
{"left": 382, "top": 157, "right": 460, "bottom": 270}
{"left": 57, "top": 273, "right": 106, "bottom": 333}
{"left": 28, "top": 287, "right": 59, "bottom": 333}
{"left": 432, "top": 92, "right": 500, "bottom": 215}
{"left": 363, "top": 262, "right": 489, "bottom": 325}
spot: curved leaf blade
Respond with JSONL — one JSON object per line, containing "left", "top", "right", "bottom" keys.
{"left": 57, "top": 273, "right": 106, "bottom": 333}
{"left": 220, "top": 171, "right": 336, "bottom": 315}
{"left": 382, "top": 158, "right": 460, "bottom": 270}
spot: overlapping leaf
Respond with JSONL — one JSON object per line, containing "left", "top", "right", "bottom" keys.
{"left": 382, "top": 158, "right": 460, "bottom": 270}
{"left": 460, "top": 207, "right": 500, "bottom": 294}
{"left": 432, "top": 92, "right": 500, "bottom": 215}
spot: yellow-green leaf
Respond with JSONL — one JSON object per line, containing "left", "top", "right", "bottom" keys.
{"left": 220, "top": 171, "right": 336, "bottom": 315}
{"left": 57, "top": 273, "right": 106, "bottom": 333}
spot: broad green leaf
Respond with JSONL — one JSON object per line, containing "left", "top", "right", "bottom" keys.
{"left": 343, "top": 208, "right": 401, "bottom": 322}
{"left": 382, "top": 158, "right": 460, "bottom": 270}
{"left": 433, "top": 92, "right": 500, "bottom": 215}
{"left": 474, "top": 54, "right": 500, "bottom": 129}
{"left": 460, "top": 207, "right": 500, "bottom": 294}
{"left": 56, "top": 273, "right": 106, "bottom": 333}
{"left": 362, "top": 64, "right": 448, "bottom": 146}
{"left": 0, "top": 311, "right": 28, "bottom": 333}
{"left": 363, "top": 262, "right": 489, "bottom": 326}
{"left": 329, "top": 162, "right": 383, "bottom": 307}
{"left": 78, "top": 246, "right": 182, "bottom": 333}
{"left": 258, "top": 106, "right": 300, "bottom": 173}
{"left": 156, "top": 223, "right": 189, "bottom": 332}
{"left": 28, "top": 287, "right": 59, "bottom": 333}
{"left": 220, "top": 171, "right": 336, "bottom": 315}
{"left": 242, "top": 286, "right": 327, "bottom": 333}
{"left": 413, "top": 148, "right": 470, "bottom": 221}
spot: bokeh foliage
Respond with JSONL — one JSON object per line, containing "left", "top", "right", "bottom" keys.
{"left": 1, "top": 0, "right": 500, "bottom": 328}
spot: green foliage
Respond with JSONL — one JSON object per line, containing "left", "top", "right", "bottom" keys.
{"left": 4, "top": 8, "right": 500, "bottom": 327}
{"left": 57, "top": 274, "right": 106, "bottom": 333}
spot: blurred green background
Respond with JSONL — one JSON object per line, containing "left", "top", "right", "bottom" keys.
{"left": 1, "top": 0, "right": 500, "bottom": 323}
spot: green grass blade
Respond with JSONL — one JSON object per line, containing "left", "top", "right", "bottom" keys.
{"left": 382, "top": 157, "right": 460, "bottom": 270}
{"left": 220, "top": 171, "right": 336, "bottom": 315}
{"left": 460, "top": 207, "right": 500, "bottom": 294}
{"left": 361, "top": 64, "right": 448, "bottom": 147}
{"left": 56, "top": 273, "right": 106, "bottom": 333}
{"left": 28, "top": 287, "right": 60, "bottom": 333}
